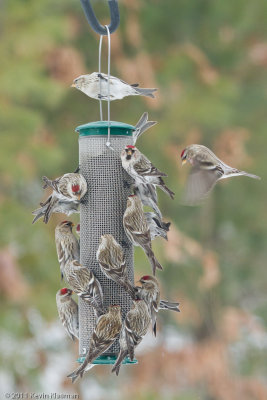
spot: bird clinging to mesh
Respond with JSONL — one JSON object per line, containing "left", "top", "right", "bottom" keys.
{"left": 32, "top": 173, "right": 87, "bottom": 224}
{"left": 121, "top": 145, "right": 175, "bottom": 199}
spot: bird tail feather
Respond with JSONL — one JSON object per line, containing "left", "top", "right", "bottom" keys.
{"left": 158, "top": 178, "right": 175, "bottom": 199}
{"left": 111, "top": 350, "right": 128, "bottom": 376}
{"left": 134, "top": 88, "right": 157, "bottom": 98}
{"left": 159, "top": 300, "right": 180, "bottom": 312}
{"left": 239, "top": 171, "right": 261, "bottom": 180}
{"left": 144, "top": 245, "right": 163, "bottom": 275}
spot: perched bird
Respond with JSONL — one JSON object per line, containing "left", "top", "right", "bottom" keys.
{"left": 96, "top": 234, "right": 136, "bottom": 299}
{"left": 32, "top": 173, "right": 87, "bottom": 224}
{"left": 64, "top": 260, "right": 104, "bottom": 316}
{"left": 71, "top": 72, "right": 157, "bottom": 101}
{"left": 135, "top": 275, "right": 160, "bottom": 336}
{"left": 56, "top": 288, "right": 79, "bottom": 341}
{"left": 32, "top": 199, "right": 80, "bottom": 224}
{"left": 123, "top": 195, "right": 163, "bottom": 275}
{"left": 181, "top": 144, "right": 260, "bottom": 205}
{"left": 55, "top": 221, "right": 80, "bottom": 280}
{"left": 145, "top": 212, "right": 171, "bottom": 241}
{"left": 67, "top": 305, "right": 122, "bottom": 382}
{"left": 133, "top": 112, "right": 157, "bottom": 145}
{"left": 111, "top": 300, "right": 151, "bottom": 376}
{"left": 121, "top": 145, "right": 175, "bottom": 199}
{"left": 133, "top": 183, "right": 162, "bottom": 219}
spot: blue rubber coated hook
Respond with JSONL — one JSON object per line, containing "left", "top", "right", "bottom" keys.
{"left": 80, "top": 0, "right": 120, "bottom": 35}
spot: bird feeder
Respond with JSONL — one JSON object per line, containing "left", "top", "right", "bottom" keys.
{"left": 76, "top": 120, "right": 137, "bottom": 365}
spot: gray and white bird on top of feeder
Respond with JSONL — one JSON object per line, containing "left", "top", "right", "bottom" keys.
{"left": 71, "top": 72, "right": 157, "bottom": 100}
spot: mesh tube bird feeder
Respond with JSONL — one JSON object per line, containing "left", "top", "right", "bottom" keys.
{"left": 77, "top": 121, "right": 137, "bottom": 365}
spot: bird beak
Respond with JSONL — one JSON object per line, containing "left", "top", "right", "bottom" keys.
{"left": 68, "top": 289, "right": 73, "bottom": 295}
{"left": 71, "top": 222, "right": 75, "bottom": 227}
{"left": 76, "top": 194, "right": 81, "bottom": 201}
{"left": 126, "top": 149, "right": 132, "bottom": 156}
{"left": 71, "top": 83, "right": 76, "bottom": 88}
{"left": 182, "top": 159, "right": 187, "bottom": 166}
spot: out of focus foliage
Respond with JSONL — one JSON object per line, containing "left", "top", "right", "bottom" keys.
{"left": 0, "top": 0, "right": 267, "bottom": 398}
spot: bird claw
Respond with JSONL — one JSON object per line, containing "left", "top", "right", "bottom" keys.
{"left": 123, "top": 180, "right": 131, "bottom": 189}
{"left": 121, "top": 240, "right": 128, "bottom": 248}
{"left": 98, "top": 73, "right": 108, "bottom": 81}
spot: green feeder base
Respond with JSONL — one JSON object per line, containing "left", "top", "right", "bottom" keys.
{"left": 77, "top": 355, "right": 138, "bottom": 365}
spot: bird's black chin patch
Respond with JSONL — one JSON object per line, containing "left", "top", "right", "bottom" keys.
{"left": 126, "top": 155, "right": 132, "bottom": 160}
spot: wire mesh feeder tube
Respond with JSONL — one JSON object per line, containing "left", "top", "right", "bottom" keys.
{"left": 77, "top": 121, "right": 137, "bottom": 365}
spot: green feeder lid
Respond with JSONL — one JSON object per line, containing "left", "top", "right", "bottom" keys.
{"left": 76, "top": 121, "right": 135, "bottom": 137}
{"left": 77, "top": 355, "right": 138, "bottom": 365}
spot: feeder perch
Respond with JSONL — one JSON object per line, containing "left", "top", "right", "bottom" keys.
{"left": 77, "top": 120, "right": 137, "bottom": 365}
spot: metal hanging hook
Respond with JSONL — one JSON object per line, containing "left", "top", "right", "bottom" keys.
{"left": 80, "top": 0, "right": 120, "bottom": 36}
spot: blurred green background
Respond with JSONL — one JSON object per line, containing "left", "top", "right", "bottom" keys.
{"left": 1, "top": 0, "right": 267, "bottom": 399}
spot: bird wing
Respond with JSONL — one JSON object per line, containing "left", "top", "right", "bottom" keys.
{"left": 124, "top": 220, "right": 151, "bottom": 246}
{"left": 63, "top": 302, "right": 79, "bottom": 341}
{"left": 133, "top": 157, "right": 167, "bottom": 177}
{"left": 182, "top": 166, "right": 223, "bottom": 205}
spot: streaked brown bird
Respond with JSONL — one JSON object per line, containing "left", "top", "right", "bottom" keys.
{"left": 135, "top": 275, "right": 160, "bottom": 336}
{"left": 123, "top": 195, "right": 163, "bottom": 275}
{"left": 112, "top": 300, "right": 151, "bottom": 376}
{"left": 96, "top": 234, "right": 136, "bottom": 299}
{"left": 67, "top": 305, "right": 122, "bottom": 382}
{"left": 64, "top": 260, "right": 104, "bottom": 317}
{"left": 56, "top": 288, "right": 79, "bottom": 341}
{"left": 55, "top": 220, "right": 80, "bottom": 280}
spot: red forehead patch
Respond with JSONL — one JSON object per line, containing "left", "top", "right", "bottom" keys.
{"left": 141, "top": 275, "right": 150, "bottom": 280}
{"left": 72, "top": 184, "right": 80, "bottom": 193}
{"left": 180, "top": 149, "right": 185, "bottom": 158}
{"left": 60, "top": 288, "right": 68, "bottom": 295}
{"left": 126, "top": 145, "right": 135, "bottom": 149}
{"left": 61, "top": 220, "right": 69, "bottom": 224}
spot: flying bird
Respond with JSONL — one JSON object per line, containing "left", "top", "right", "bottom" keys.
{"left": 180, "top": 144, "right": 260, "bottom": 205}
